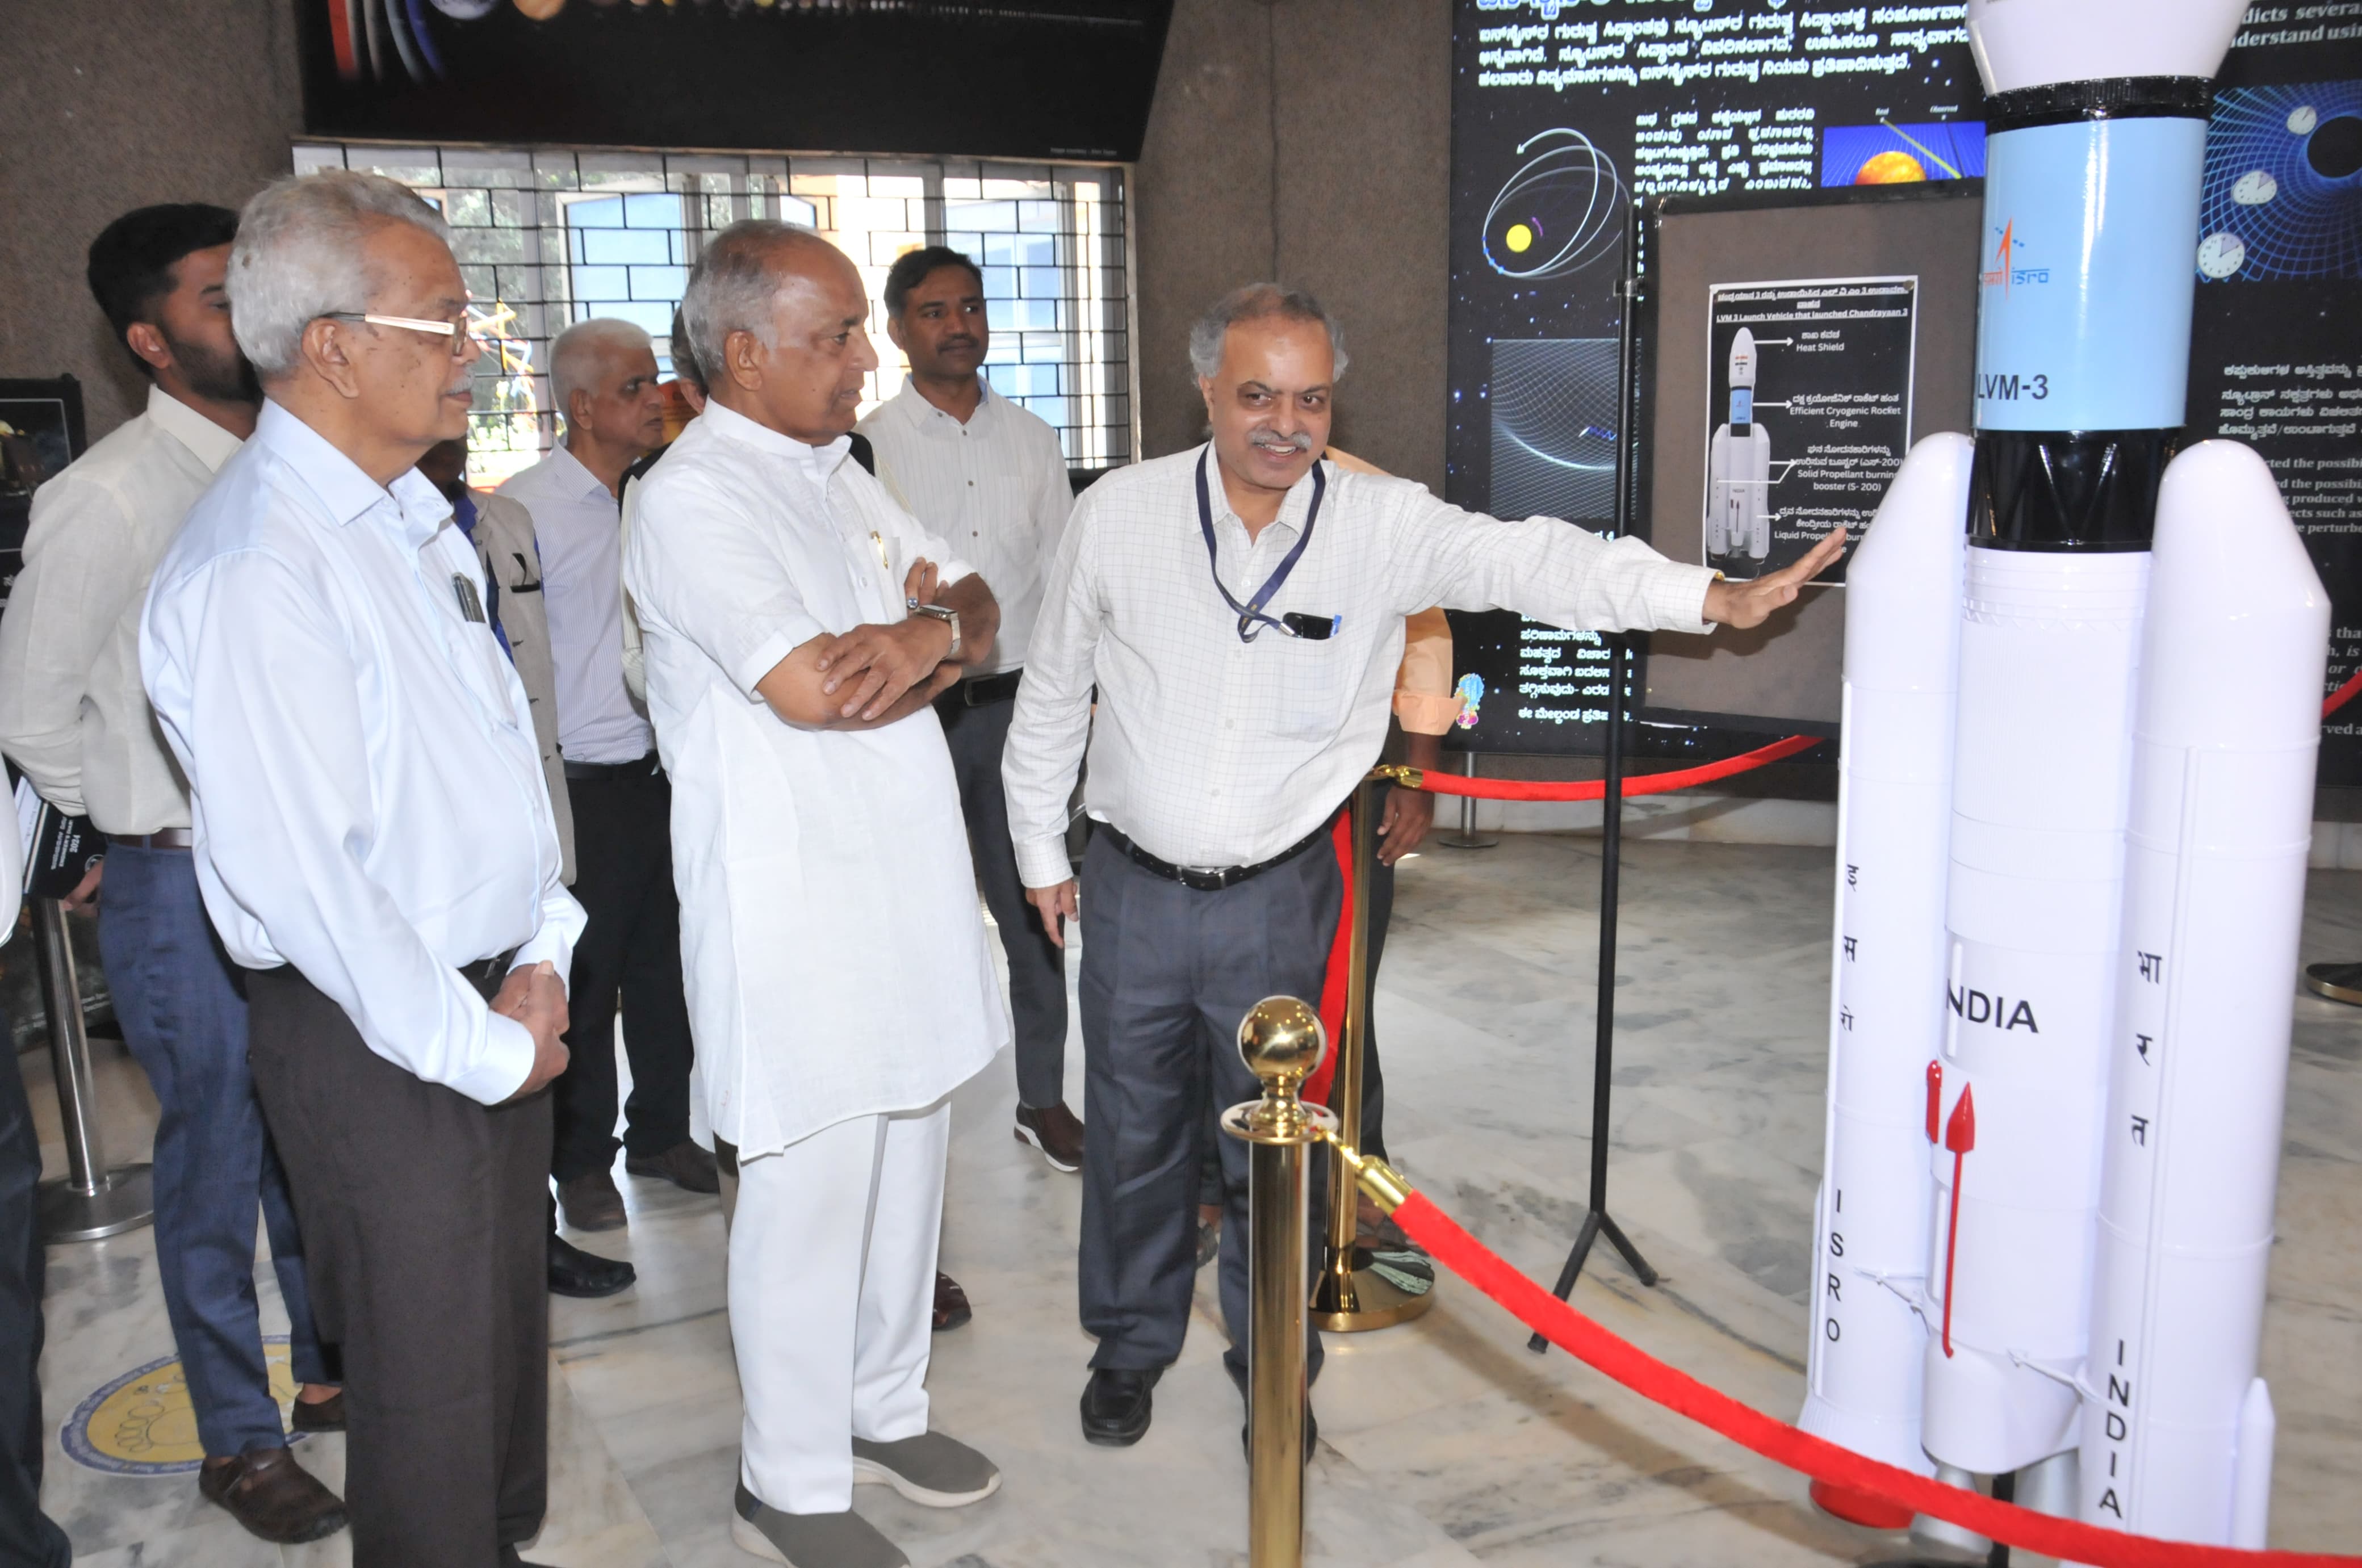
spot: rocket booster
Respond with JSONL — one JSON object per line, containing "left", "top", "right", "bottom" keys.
{"left": 1806, "top": 0, "right": 2323, "bottom": 1550}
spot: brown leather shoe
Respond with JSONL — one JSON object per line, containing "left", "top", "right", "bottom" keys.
{"left": 558, "top": 1168, "right": 627, "bottom": 1231}
{"left": 623, "top": 1139, "right": 721, "bottom": 1194}
{"left": 288, "top": 1390, "right": 345, "bottom": 1432}
{"left": 932, "top": 1270, "right": 971, "bottom": 1332}
{"left": 1013, "top": 1101, "right": 1084, "bottom": 1173}
{"left": 199, "top": 1446, "right": 347, "bottom": 1544}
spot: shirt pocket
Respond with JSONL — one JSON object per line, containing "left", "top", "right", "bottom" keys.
{"left": 1270, "top": 634, "right": 1353, "bottom": 741}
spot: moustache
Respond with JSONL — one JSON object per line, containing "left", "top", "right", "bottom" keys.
{"left": 1249, "top": 429, "right": 1316, "bottom": 454}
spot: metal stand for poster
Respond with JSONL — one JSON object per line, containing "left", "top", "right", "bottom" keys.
{"left": 1526, "top": 635, "right": 1658, "bottom": 1351}
{"left": 33, "top": 897, "right": 152, "bottom": 1242}
{"left": 1435, "top": 752, "right": 1498, "bottom": 849}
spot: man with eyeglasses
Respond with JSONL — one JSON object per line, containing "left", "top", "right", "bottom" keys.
{"left": 502, "top": 317, "right": 713, "bottom": 1236}
{"left": 1003, "top": 282, "right": 1845, "bottom": 1454}
{"left": 143, "top": 169, "right": 584, "bottom": 1568}
{"left": 0, "top": 203, "right": 349, "bottom": 1545}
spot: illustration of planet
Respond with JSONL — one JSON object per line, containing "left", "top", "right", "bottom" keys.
{"left": 2197, "top": 230, "right": 2246, "bottom": 279}
{"left": 2289, "top": 105, "right": 2319, "bottom": 136}
{"left": 1854, "top": 149, "right": 1927, "bottom": 184}
{"left": 2232, "top": 169, "right": 2279, "bottom": 205}
{"left": 2307, "top": 115, "right": 2362, "bottom": 180}
{"left": 1483, "top": 129, "right": 1626, "bottom": 281}
{"left": 429, "top": 0, "right": 498, "bottom": 15}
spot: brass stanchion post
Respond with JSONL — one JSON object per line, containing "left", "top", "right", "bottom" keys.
{"left": 1222, "top": 997, "right": 1334, "bottom": 1568}
{"left": 1312, "top": 778, "right": 1435, "bottom": 1332}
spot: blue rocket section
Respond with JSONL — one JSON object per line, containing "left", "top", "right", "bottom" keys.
{"left": 1975, "top": 118, "right": 2209, "bottom": 432}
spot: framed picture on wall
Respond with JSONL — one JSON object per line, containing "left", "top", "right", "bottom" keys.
{"left": 0, "top": 375, "right": 89, "bottom": 612}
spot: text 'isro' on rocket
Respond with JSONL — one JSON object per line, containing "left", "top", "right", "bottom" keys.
{"left": 1803, "top": 0, "right": 2325, "bottom": 1554}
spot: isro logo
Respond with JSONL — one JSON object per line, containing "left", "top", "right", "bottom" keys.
{"left": 1980, "top": 220, "right": 2052, "bottom": 291}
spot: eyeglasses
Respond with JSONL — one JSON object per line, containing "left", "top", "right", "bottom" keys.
{"left": 319, "top": 312, "right": 476, "bottom": 359}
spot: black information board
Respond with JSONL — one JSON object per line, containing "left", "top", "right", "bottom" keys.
{"left": 0, "top": 378, "right": 86, "bottom": 614}
{"left": 292, "top": 0, "right": 1171, "bottom": 163}
{"left": 1446, "top": 1, "right": 2362, "bottom": 781}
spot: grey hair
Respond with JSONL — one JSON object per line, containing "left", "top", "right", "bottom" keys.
{"left": 228, "top": 170, "right": 450, "bottom": 379}
{"left": 1186, "top": 283, "right": 1349, "bottom": 381}
{"left": 680, "top": 219, "right": 834, "bottom": 390}
{"left": 551, "top": 317, "right": 654, "bottom": 417}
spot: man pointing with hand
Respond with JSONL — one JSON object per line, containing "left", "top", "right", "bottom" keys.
{"left": 1003, "top": 282, "right": 1842, "bottom": 1456}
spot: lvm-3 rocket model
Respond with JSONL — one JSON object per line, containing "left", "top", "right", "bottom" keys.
{"left": 1800, "top": 0, "right": 2329, "bottom": 1554}
{"left": 1708, "top": 326, "right": 1773, "bottom": 575}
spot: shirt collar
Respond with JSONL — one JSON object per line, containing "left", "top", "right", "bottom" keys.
{"left": 703, "top": 397, "right": 853, "bottom": 481}
{"left": 546, "top": 441, "right": 615, "bottom": 503}
{"left": 890, "top": 376, "right": 995, "bottom": 435}
{"left": 253, "top": 400, "right": 454, "bottom": 546}
{"left": 1200, "top": 443, "right": 1324, "bottom": 543}
{"left": 145, "top": 385, "right": 244, "bottom": 474}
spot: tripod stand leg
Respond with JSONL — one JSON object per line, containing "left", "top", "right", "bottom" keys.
{"left": 1597, "top": 1211, "right": 1659, "bottom": 1286}
{"left": 1527, "top": 1211, "right": 1603, "bottom": 1353}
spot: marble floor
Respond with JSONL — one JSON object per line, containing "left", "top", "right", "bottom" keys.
{"left": 19, "top": 836, "right": 2362, "bottom": 1566}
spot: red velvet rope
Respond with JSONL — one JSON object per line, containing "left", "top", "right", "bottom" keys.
{"left": 1410, "top": 735, "right": 1820, "bottom": 802}
{"left": 2326, "top": 669, "right": 2362, "bottom": 719}
{"left": 1385, "top": 1190, "right": 2356, "bottom": 1567}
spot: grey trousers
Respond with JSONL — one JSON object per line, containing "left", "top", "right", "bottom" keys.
{"left": 937, "top": 689, "right": 1070, "bottom": 1108}
{"left": 1077, "top": 828, "right": 1337, "bottom": 1386}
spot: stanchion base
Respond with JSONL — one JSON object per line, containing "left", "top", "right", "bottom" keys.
{"left": 2302, "top": 961, "right": 2362, "bottom": 1004}
{"left": 39, "top": 1165, "right": 154, "bottom": 1243}
{"left": 1312, "top": 1244, "right": 1437, "bottom": 1332}
{"left": 1435, "top": 831, "right": 1500, "bottom": 850}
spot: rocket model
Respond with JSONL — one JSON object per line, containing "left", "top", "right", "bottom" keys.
{"left": 1707, "top": 326, "right": 1772, "bottom": 575}
{"left": 1803, "top": 0, "right": 2330, "bottom": 1554}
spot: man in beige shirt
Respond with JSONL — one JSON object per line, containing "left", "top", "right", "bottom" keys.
{"left": 0, "top": 203, "right": 345, "bottom": 1544}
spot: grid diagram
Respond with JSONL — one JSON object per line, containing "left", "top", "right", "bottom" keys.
{"left": 294, "top": 144, "right": 1133, "bottom": 487}
{"left": 2198, "top": 84, "right": 2362, "bottom": 283}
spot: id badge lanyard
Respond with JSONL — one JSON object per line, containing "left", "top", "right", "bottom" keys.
{"left": 1195, "top": 449, "right": 1339, "bottom": 642}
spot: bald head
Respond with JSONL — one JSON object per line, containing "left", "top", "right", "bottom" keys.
{"left": 681, "top": 220, "right": 876, "bottom": 445}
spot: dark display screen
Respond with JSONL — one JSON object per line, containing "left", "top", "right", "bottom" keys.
{"left": 294, "top": 1, "right": 1172, "bottom": 163}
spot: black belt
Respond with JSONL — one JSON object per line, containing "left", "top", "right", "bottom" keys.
{"left": 1097, "top": 816, "right": 1334, "bottom": 892}
{"left": 115, "top": 829, "right": 195, "bottom": 850}
{"left": 457, "top": 946, "right": 522, "bottom": 992}
{"left": 938, "top": 669, "right": 1023, "bottom": 708}
{"left": 563, "top": 749, "right": 661, "bottom": 783}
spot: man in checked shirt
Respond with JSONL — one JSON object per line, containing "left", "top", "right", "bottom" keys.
{"left": 1003, "top": 282, "right": 1842, "bottom": 1454}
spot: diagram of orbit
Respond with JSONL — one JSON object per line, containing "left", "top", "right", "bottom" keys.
{"left": 1483, "top": 128, "right": 1628, "bottom": 280}
{"left": 2196, "top": 82, "right": 2362, "bottom": 281}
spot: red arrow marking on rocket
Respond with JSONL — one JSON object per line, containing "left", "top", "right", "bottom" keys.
{"left": 1925, "top": 1060, "right": 1943, "bottom": 1145}
{"left": 1939, "top": 1084, "right": 1977, "bottom": 1359}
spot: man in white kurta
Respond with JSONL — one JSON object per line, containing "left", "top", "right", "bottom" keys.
{"left": 622, "top": 220, "right": 1007, "bottom": 1568}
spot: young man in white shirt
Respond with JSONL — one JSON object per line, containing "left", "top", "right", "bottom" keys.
{"left": 858, "top": 248, "right": 1082, "bottom": 1172}
{"left": 1005, "top": 284, "right": 1844, "bottom": 1452}
{"left": 627, "top": 220, "right": 1004, "bottom": 1568}
{"left": 501, "top": 319, "right": 713, "bottom": 1232}
{"left": 0, "top": 204, "right": 346, "bottom": 1545}
{"left": 143, "top": 170, "right": 583, "bottom": 1568}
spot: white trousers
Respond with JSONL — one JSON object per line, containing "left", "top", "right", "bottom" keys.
{"left": 731, "top": 1101, "right": 948, "bottom": 1514}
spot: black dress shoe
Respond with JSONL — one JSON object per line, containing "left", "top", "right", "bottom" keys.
{"left": 548, "top": 1234, "right": 635, "bottom": 1298}
{"left": 1079, "top": 1366, "right": 1161, "bottom": 1447}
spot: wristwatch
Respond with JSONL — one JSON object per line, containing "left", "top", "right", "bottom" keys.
{"left": 908, "top": 600, "right": 962, "bottom": 661}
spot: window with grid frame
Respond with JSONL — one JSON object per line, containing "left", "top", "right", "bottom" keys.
{"left": 293, "top": 144, "right": 1134, "bottom": 488}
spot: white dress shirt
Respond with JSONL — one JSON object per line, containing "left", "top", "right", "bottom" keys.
{"left": 0, "top": 387, "right": 241, "bottom": 832}
{"left": 141, "top": 401, "right": 587, "bottom": 1106}
{"left": 623, "top": 399, "right": 1008, "bottom": 1155}
{"left": 1003, "top": 447, "right": 1721, "bottom": 887}
{"left": 856, "top": 380, "right": 1071, "bottom": 674}
{"left": 498, "top": 443, "right": 655, "bottom": 764}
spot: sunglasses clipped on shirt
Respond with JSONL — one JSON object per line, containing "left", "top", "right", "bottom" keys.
{"left": 318, "top": 312, "right": 475, "bottom": 359}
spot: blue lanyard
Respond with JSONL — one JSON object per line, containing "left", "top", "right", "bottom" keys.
{"left": 1195, "top": 450, "right": 1330, "bottom": 643}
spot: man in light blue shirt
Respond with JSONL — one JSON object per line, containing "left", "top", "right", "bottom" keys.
{"left": 142, "top": 169, "right": 583, "bottom": 1568}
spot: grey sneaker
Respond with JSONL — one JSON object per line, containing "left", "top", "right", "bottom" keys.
{"left": 731, "top": 1482, "right": 907, "bottom": 1567}
{"left": 849, "top": 1432, "right": 1001, "bottom": 1508}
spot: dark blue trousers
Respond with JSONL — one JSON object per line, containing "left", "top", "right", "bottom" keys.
{"left": 98, "top": 845, "right": 328, "bottom": 1457}
{"left": 1, "top": 1018, "right": 69, "bottom": 1568}
{"left": 1076, "top": 829, "right": 1336, "bottom": 1387}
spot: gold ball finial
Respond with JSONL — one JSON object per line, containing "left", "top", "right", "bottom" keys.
{"left": 1236, "top": 996, "right": 1326, "bottom": 1093}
